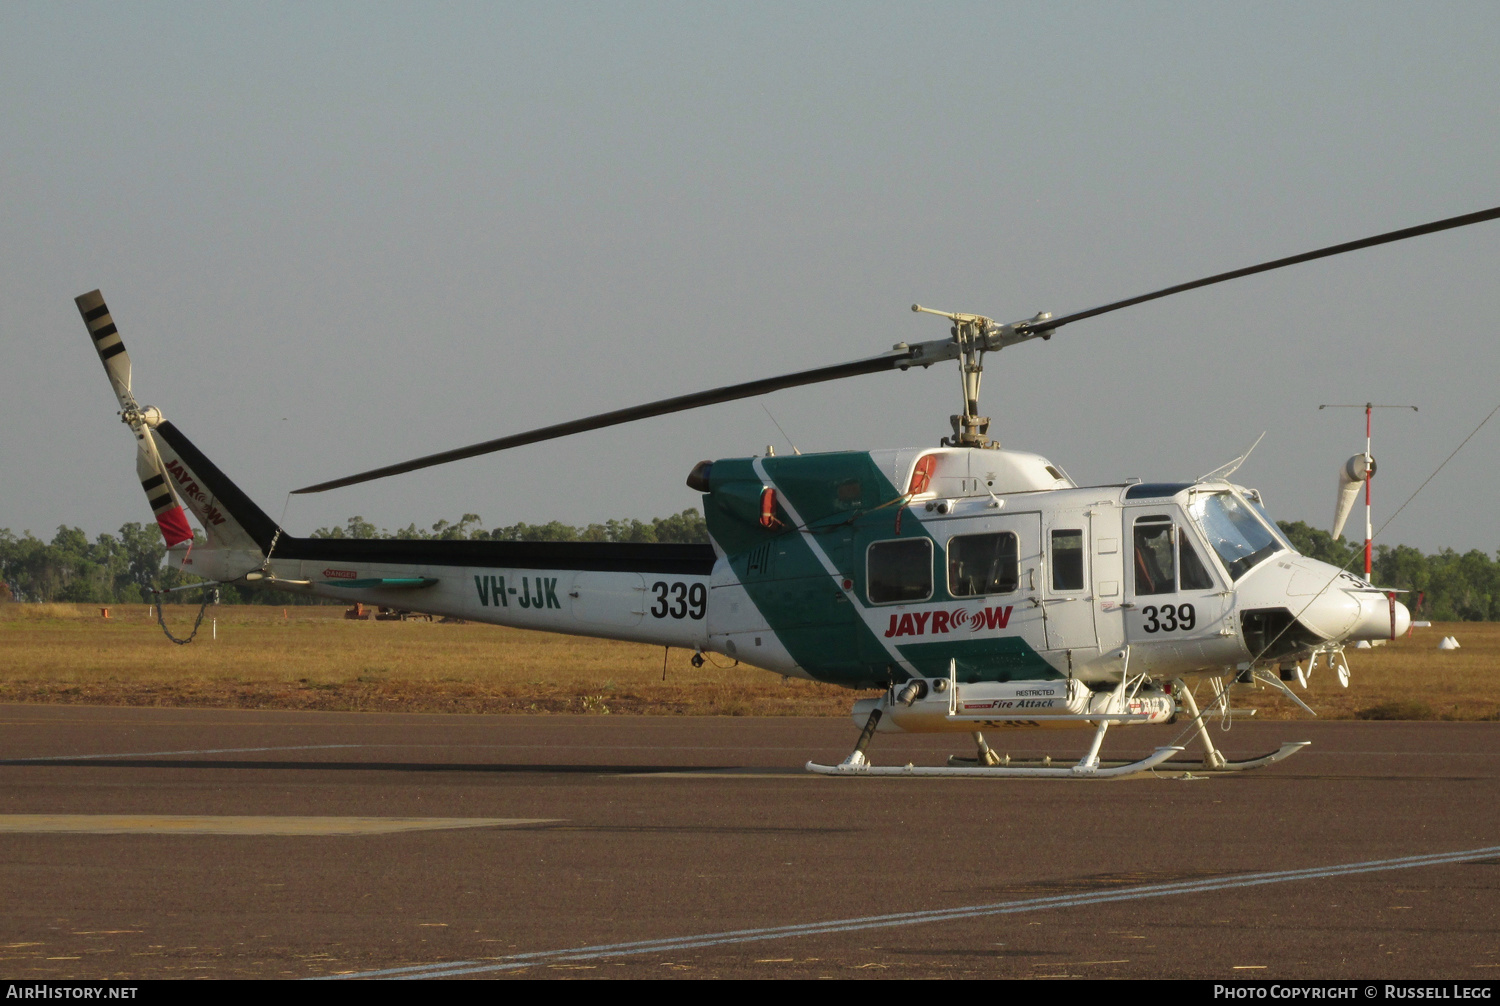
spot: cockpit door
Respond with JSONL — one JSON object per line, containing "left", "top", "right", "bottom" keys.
{"left": 1124, "top": 508, "right": 1229, "bottom": 655}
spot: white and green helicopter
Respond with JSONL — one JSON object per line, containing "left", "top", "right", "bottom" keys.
{"left": 77, "top": 206, "right": 1499, "bottom": 777}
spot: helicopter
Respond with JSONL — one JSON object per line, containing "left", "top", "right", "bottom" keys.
{"left": 75, "top": 204, "right": 1500, "bottom": 778}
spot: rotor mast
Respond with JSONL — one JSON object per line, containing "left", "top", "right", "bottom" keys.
{"left": 910, "top": 304, "right": 1054, "bottom": 448}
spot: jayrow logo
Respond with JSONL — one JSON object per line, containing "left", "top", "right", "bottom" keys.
{"left": 163, "top": 460, "right": 227, "bottom": 526}
{"left": 883, "top": 605, "right": 1013, "bottom": 638}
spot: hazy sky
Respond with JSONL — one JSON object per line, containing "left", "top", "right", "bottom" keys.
{"left": 5, "top": 3, "right": 1500, "bottom": 554}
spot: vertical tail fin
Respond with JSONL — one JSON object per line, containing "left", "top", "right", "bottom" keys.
{"left": 151, "top": 420, "right": 279, "bottom": 553}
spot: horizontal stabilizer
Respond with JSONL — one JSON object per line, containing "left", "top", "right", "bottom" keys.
{"left": 320, "top": 577, "right": 440, "bottom": 590}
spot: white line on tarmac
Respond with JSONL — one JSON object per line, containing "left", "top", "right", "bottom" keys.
{"left": 317, "top": 843, "right": 1500, "bottom": 980}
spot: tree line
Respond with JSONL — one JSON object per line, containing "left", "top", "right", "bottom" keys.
{"left": 1276, "top": 521, "right": 1497, "bottom": 621}
{"left": 3, "top": 513, "right": 1496, "bottom": 620}
{"left": 0, "top": 510, "right": 709, "bottom": 605}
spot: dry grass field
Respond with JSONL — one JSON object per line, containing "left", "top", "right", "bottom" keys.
{"left": 1, "top": 603, "right": 1496, "bottom": 720}
{"left": 0, "top": 603, "right": 859, "bottom": 716}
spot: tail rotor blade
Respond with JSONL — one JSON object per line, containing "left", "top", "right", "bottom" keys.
{"left": 137, "top": 433, "right": 194, "bottom": 547}
{"left": 74, "top": 290, "right": 135, "bottom": 411}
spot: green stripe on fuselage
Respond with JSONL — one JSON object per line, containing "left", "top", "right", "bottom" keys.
{"left": 705, "top": 450, "right": 1059, "bottom": 689}
{"left": 707, "top": 454, "right": 901, "bottom": 687}
{"left": 895, "top": 636, "right": 1061, "bottom": 682}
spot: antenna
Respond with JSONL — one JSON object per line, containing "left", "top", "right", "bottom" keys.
{"left": 1318, "top": 403, "right": 1418, "bottom": 579}
{"left": 761, "top": 404, "right": 801, "bottom": 455}
{"left": 1199, "top": 431, "right": 1266, "bottom": 482}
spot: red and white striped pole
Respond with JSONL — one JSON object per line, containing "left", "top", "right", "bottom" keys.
{"left": 1319, "top": 402, "right": 1417, "bottom": 582}
{"left": 1364, "top": 404, "right": 1373, "bottom": 579}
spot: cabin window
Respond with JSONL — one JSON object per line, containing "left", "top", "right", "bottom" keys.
{"left": 1133, "top": 516, "right": 1218, "bottom": 594}
{"left": 948, "top": 532, "right": 1019, "bottom": 597}
{"left": 867, "top": 538, "right": 933, "bottom": 603}
{"left": 836, "top": 478, "right": 864, "bottom": 508}
{"left": 1050, "top": 530, "right": 1084, "bottom": 591}
{"left": 1133, "top": 517, "right": 1176, "bottom": 595}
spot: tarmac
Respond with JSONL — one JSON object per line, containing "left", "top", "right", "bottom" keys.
{"left": 1, "top": 703, "right": 1497, "bottom": 980}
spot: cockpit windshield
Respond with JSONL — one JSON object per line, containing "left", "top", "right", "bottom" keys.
{"left": 1247, "top": 495, "right": 1297, "bottom": 553}
{"left": 1185, "top": 490, "right": 1284, "bottom": 581}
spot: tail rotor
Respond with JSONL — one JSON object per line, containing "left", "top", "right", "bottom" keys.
{"left": 74, "top": 290, "right": 195, "bottom": 547}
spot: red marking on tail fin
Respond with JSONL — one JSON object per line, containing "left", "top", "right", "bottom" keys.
{"left": 157, "top": 506, "right": 193, "bottom": 546}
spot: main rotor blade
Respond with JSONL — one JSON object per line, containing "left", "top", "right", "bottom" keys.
{"left": 1018, "top": 204, "right": 1500, "bottom": 334}
{"left": 75, "top": 289, "right": 134, "bottom": 409}
{"left": 293, "top": 350, "right": 909, "bottom": 493}
{"left": 295, "top": 203, "right": 1500, "bottom": 494}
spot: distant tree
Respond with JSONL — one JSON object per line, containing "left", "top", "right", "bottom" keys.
{"left": 0, "top": 529, "right": 43, "bottom": 601}
{"left": 605, "top": 518, "right": 656, "bottom": 543}
{"left": 117, "top": 522, "right": 167, "bottom": 601}
{"left": 651, "top": 509, "right": 710, "bottom": 544}
{"left": 311, "top": 515, "right": 383, "bottom": 539}
{"left": 487, "top": 520, "right": 582, "bottom": 542}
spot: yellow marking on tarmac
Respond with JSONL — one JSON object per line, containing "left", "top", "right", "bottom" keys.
{"left": 0, "top": 814, "right": 558, "bottom": 835}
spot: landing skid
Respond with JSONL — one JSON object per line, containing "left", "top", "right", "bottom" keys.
{"left": 809, "top": 664, "right": 1317, "bottom": 778}
{"left": 806, "top": 745, "right": 1183, "bottom": 778}
{"left": 1158, "top": 740, "right": 1310, "bottom": 773}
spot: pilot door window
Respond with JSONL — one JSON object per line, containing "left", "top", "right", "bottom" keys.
{"left": 947, "top": 531, "right": 1019, "bottom": 597}
{"left": 866, "top": 538, "right": 933, "bottom": 603}
{"left": 1132, "top": 516, "right": 1215, "bottom": 595}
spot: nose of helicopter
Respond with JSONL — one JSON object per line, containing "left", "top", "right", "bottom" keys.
{"left": 1345, "top": 590, "right": 1411, "bottom": 642}
{"left": 1295, "top": 585, "right": 1410, "bottom": 643}
{"left": 1293, "top": 587, "right": 1361, "bottom": 640}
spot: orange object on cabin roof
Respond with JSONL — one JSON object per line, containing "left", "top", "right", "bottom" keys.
{"left": 907, "top": 454, "right": 937, "bottom": 495}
